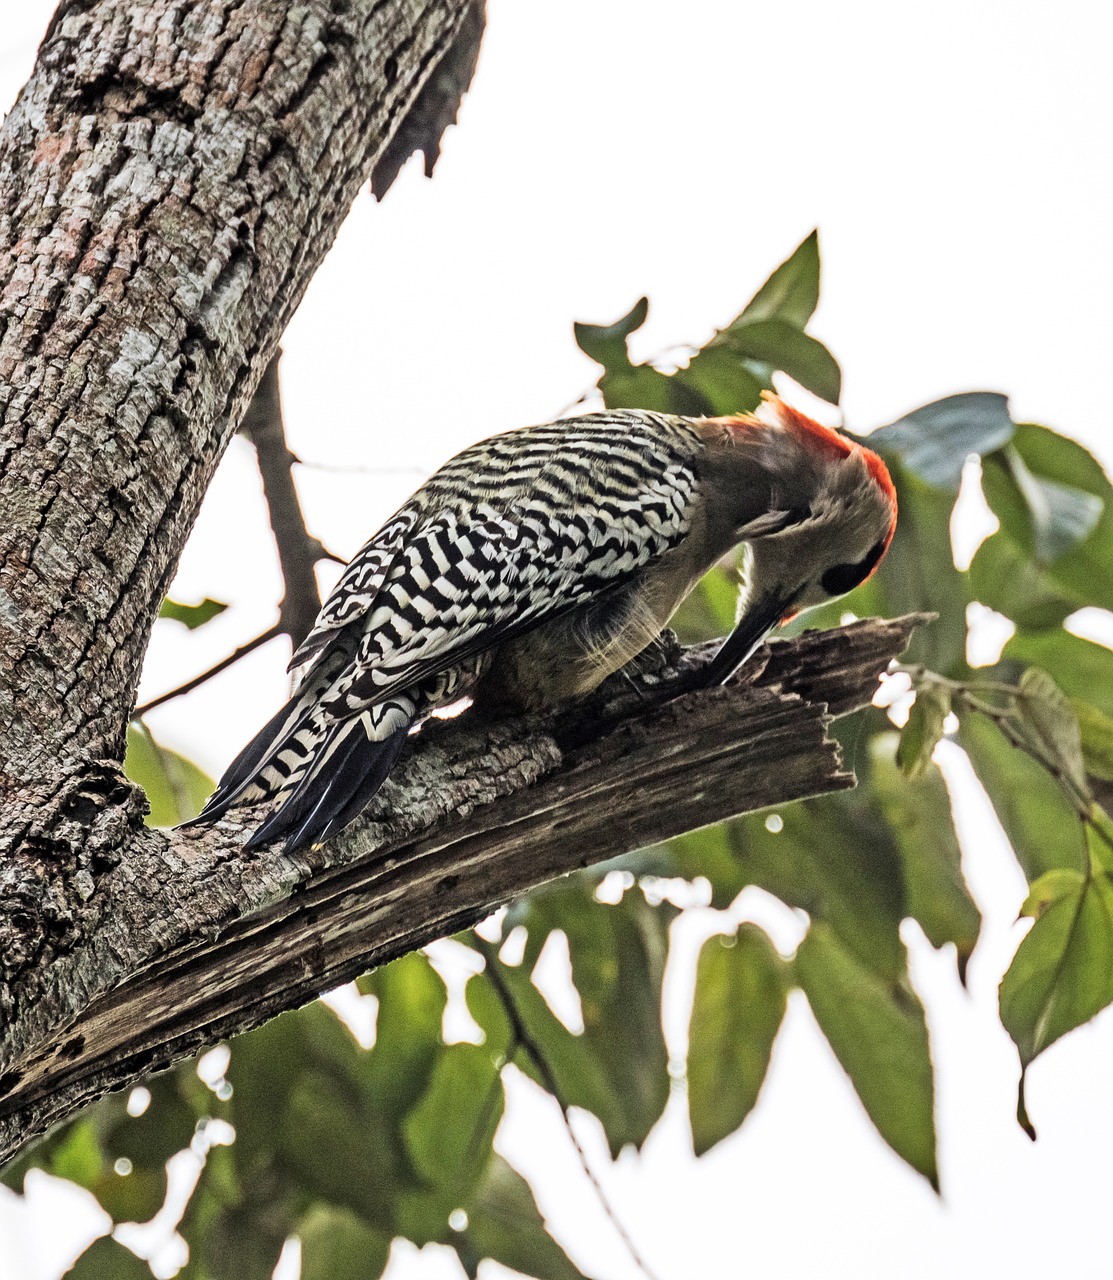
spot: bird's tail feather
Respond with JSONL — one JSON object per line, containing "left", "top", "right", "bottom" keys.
{"left": 183, "top": 699, "right": 316, "bottom": 827}
{"left": 185, "top": 643, "right": 465, "bottom": 850}
{"left": 187, "top": 677, "right": 417, "bottom": 852}
{"left": 183, "top": 650, "right": 350, "bottom": 828}
{"left": 243, "top": 704, "right": 413, "bottom": 851}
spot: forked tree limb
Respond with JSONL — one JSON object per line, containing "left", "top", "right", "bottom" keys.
{"left": 0, "top": 613, "right": 923, "bottom": 1165}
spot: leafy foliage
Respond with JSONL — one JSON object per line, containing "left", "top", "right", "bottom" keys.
{"left": 687, "top": 926, "right": 789, "bottom": 1156}
{"left": 869, "top": 392, "right": 1014, "bottom": 491}
{"left": 10, "top": 233, "right": 1113, "bottom": 1278}
{"left": 796, "top": 924, "right": 937, "bottom": 1187}
{"left": 158, "top": 598, "right": 228, "bottom": 629}
{"left": 574, "top": 230, "right": 837, "bottom": 418}
{"left": 470, "top": 883, "right": 672, "bottom": 1160}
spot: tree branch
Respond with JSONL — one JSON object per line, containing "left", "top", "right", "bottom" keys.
{"left": 371, "top": 0, "right": 485, "bottom": 197}
{"left": 131, "top": 624, "right": 283, "bottom": 719}
{"left": 135, "top": 349, "right": 327, "bottom": 718}
{"left": 240, "top": 353, "right": 324, "bottom": 646}
{"left": 0, "top": 614, "right": 925, "bottom": 1165}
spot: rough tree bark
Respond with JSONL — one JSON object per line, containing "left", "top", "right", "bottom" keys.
{"left": 0, "top": 0, "right": 916, "bottom": 1166}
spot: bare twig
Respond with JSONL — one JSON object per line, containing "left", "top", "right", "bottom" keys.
{"left": 136, "top": 355, "right": 325, "bottom": 713}
{"left": 240, "top": 353, "right": 325, "bottom": 646}
{"left": 132, "top": 624, "right": 282, "bottom": 719}
{"left": 478, "top": 941, "right": 667, "bottom": 1280}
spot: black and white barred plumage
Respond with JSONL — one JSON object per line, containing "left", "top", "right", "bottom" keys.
{"left": 192, "top": 411, "right": 705, "bottom": 850}
{"left": 191, "top": 399, "right": 897, "bottom": 851}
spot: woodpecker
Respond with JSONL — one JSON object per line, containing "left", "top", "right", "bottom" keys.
{"left": 190, "top": 395, "right": 896, "bottom": 851}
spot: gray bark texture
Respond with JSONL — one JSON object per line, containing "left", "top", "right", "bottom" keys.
{"left": 0, "top": 0, "right": 919, "bottom": 1166}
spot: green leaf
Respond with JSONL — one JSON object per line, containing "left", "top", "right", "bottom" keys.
{"left": 967, "top": 531, "right": 1078, "bottom": 633}
{"left": 1000, "top": 869, "right": 1113, "bottom": 1134}
{"left": 470, "top": 892, "right": 670, "bottom": 1158}
{"left": 671, "top": 716, "right": 978, "bottom": 989}
{"left": 403, "top": 1042, "right": 503, "bottom": 1194}
{"left": 298, "top": 1204, "right": 391, "bottom": 1280}
{"left": 995, "top": 445, "right": 1103, "bottom": 563}
{"left": 687, "top": 926, "right": 789, "bottom": 1155}
{"left": 107, "top": 1071, "right": 202, "bottom": 1174}
{"left": 796, "top": 924, "right": 938, "bottom": 1187}
{"left": 960, "top": 713, "right": 1084, "bottom": 878}
{"left": 64, "top": 1237, "right": 151, "bottom": 1280}
{"left": 658, "top": 820, "right": 746, "bottom": 909}
{"left": 736, "top": 229, "right": 820, "bottom": 328}
{"left": 981, "top": 424, "right": 1113, "bottom": 613}
{"left": 198, "top": 969, "right": 553, "bottom": 1276}
{"left": 1071, "top": 701, "right": 1113, "bottom": 781}
{"left": 462, "top": 1157, "right": 589, "bottom": 1280}
{"left": 50, "top": 1120, "right": 105, "bottom": 1189}
{"left": 1, "top": 1103, "right": 123, "bottom": 1197}
{"left": 725, "top": 785, "right": 907, "bottom": 981}
{"left": 573, "top": 297, "right": 648, "bottom": 367}
{"left": 158, "top": 597, "right": 228, "bottom": 629}
{"left": 870, "top": 392, "right": 1014, "bottom": 491}
{"left": 575, "top": 297, "right": 711, "bottom": 416}
{"left": 0, "top": 1083, "right": 175, "bottom": 1224}
{"left": 870, "top": 737, "right": 980, "bottom": 976}
{"left": 598, "top": 362, "right": 684, "bottom": 415}
{"left": 227, "top": 1002, "right": 415, "bottom": 1230}
{"left": 1085, "top": 807, "right": 1113, "bottom": 877}
{"left": 176, "top": 1143, "right": 250, "bottom": 1280}
{"left": 897, "top": 686, "right": 951, "bottom": 779}
{"left": 673, "top": 344, "right": 765, "bottom": 417}
{"left": 716, "top": 319, "right": 840, "bottom": 404}
{"left": 968, "top": 545, "right": 1069, "bottom": 633}
{"left": 190, "top": 1199, "right": 290, "bottom": 1280}
{"left": 1020, "top": 868, "right": 1086, "bottom": 920}
{"left": 357, "top": 953, "right": 448, "bottom": 1128}
{"left": 1003, "top": 628, "right": 1113, "bottom": 719}
{"left": 124, "top": 723, "right": 215, "bottom": 826}
{"left": 580, "top": 237, "right": 836, "bottom": 419}
{"left": 1015, "top": 668, "right": 1091, "bottom": 802}
{"left": 552, "top": 894, "right": 670, "bottom": 1155}
{"left": 90, "top": 1067, "right": 210, "bottom": 1224}
{"left": 671, "top": 562, "right": 740, "bottom": 646}
{"left": 94, "top": 1164, "right": 167, "bottom": 1227}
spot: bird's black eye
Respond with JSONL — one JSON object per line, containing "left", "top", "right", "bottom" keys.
{"left": 820, "top": 540, "right": 887, "bottom": 597}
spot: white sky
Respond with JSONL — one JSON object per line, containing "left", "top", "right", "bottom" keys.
{"left": 3, "top": 1, "right": 1113, "bottom": 1277}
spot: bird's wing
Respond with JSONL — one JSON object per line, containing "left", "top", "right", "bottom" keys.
{"left": 289, "top": 503, "right": 422, "bottom": 677}
{"left": 305, "top": 412, "right": 705, "bottom": 715}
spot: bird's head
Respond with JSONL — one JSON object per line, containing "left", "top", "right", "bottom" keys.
{"left": 694, "top": 394, "right": 897, "bottom": 682}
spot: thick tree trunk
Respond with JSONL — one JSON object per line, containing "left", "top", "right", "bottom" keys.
{"left": 0, "top": 0, "right": 919, "bottom": 1166}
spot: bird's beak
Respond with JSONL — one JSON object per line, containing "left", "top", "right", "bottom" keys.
{"left": 697, "top": 588, "right": 795, "bottom": 687}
